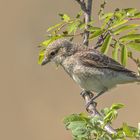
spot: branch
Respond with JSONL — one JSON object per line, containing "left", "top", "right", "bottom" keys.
{"left": 83, "top": 0, "right": 93, "bottom": 46}
{"left": 75, "top": 0, "right": 87, "bottom": 12}
{"left": 75, "top": 0, "right": 92, "bottom": 46}
{"left": 95, "top": 15, "right": 116, "bottom": 49}
{"left": 81, "top": 91, "right": 117, "bottom": 134}
{"left": 128, "top": 18, "right": 140, "bottom": 21}
{"left": 64, "top": 32, "right": 84, "bottom": 37}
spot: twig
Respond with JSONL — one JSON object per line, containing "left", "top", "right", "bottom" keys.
{"left": 98, "top": 0, "right": 107, "bottom": 17}
{"left": 75, "top": 0, "right": 87, "bottom": 12}
{"left": 95, "top": 13, "right": 118, "bottom": 49}
{"left": 81, "top": 91, "right": 117, "bottom": 134}
{"left": 83, "top": 0, "right": 93, "bottom": 46}
{"left": 95, "top": 7, "right": 118, "bottom": 49}
{"left": 128, "top": 18, "right": 140, "bottom": 21}
{"left": 75, "top": 0, "right": 92, "bottom": 46}
{"left": 75, "top": 0, "right": 117, "bottom": 135}
{"left": 64, "top": 32, "right": 84, "bottom": 37}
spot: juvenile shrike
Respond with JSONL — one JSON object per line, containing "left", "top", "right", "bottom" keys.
{"left": 41, "top": 39, "right": 140, "bottom": 102}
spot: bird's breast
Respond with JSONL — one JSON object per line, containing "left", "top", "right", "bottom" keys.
{"left": 71, "top": 72, "right": 105, "bottom": 93}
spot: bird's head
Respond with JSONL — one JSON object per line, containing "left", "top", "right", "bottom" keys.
{"left": 41, "top": 39, "right": 73, "bottom": 66}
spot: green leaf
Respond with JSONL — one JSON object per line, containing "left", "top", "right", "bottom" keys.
{"left": 134, "top": 12, "right": 140, "bottom": 18}
{"left": 138, "top": 123, "right": 140, "bottom": 134}
{"left": 104, "top": 109, "right": 118, "bottom": 124}
{"left": 124, "top": 8, "right": 137, "bottom": 16}
{"left": 101, "top": 16, "right": 112, "bottom": 28}
{"left": 47, "top": 22, "right": 63, "bottom": 32}
{"left": 67, "top": 21, "right": 80, "bottom": 34}
{"left": 101, "top": 107, "right": 110, "bottom": 116}
{"left": 90, "top": 115, "right": 102, "bottom": 126}
{"left": 128, "top": 30, "right": 138, "bottom": 35}
{"left": 41, "top": 36, "right": 63, "bottom": 47}
{"left": 113, "top": 24, "right": 139, "bottom": 35}
{"left": 110, "top": 103, "right": 124, "bottom": 110}
{"left": 126, "top": 42, "right": 140, "bottom": 51}
{"left": 38, "top": 49, "right": 45, "bottom": 64}
{"left": 89, "top": 29, "right": 104, "bottom": 39}
{"left": 63, "top": 113, "right": 89, "bottom": 125}
{"left": 41, "top": 39, "right": 53, "bottom": 46}
{"left": 67, "top": 121, "right": 86, "bottom": 130}
{"left": 135, "top": 39, "right": 140, "bottom": 43}
{"left": 100, "top": 13, "right": 113, "bottom": 20}
{"left": 66, "top": 122, "right": 89, "bottom": 138}
{"left": 120, "top": 34, "right": 140, "bottom": 42}
{"left": 87, "top": 21, "right": 94, "bottom": 26}
{"left": 78, "top": 22, "right": 85, "bottom": 29}
{"left": 109, "top": 19, "right": 128, "bottom": 29}
{"left": 38, "top": 55, "right": 44, "bottom": 65}
{"left": 114, "top": 8, "right": 137, "bottom": 20}
{"left": 101, "top": 35, "right": 112, "bottom": 54}
{"left": 103, "top": 103, "right": 124, "bottom": 125}
{"left": 115, "top": 12, "right": 126, "bottom": 21}
{"left": 123, "top": 123, "right": 134, "bottom": 137}
{"left": 121, "top": 45, "right": 128, "bottom": 66}
{"left": 59, "top": 13, "right": 70, "bottom": 22}
{"left": 76, "top": 11, "right": 82, "bottom": 19}
{"left": 112, "top": 42, "right": 120, "bottom": 61}
{"left": 88, "top": 26, "right": 101, "bottom": 32}
{"left": 63, "top": 114, "right": 90, "bottom": 139}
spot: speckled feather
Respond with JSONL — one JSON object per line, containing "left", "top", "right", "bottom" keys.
{"left": 42, "top": 39, "right": 140, "bottom": 93}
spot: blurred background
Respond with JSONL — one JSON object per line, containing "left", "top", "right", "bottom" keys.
{"left": 0, "top": 0, "right": 140, "bottom": 140}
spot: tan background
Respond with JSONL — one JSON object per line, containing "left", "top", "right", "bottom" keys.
{"left": 0, "top": 0, "right": 140, "bottom": 140}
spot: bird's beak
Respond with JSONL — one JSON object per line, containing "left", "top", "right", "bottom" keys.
{"left": 41, "top": 57, "right": 49, "bottom": 66}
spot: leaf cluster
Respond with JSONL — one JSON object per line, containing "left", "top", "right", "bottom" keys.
{"left": 97, "top": 7, "right": 140, "bottom": 67}
{"left": 38, "top": 6, "right": 140, "bottom": 73}
{"left": 63, "top": 104, "right": 140, "bottom": 140}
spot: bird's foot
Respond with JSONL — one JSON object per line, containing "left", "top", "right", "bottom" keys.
{"left": 86, "top": 98, "right": 97, "bottom": 111}
{"left": 80, "top": 90, "right": 93, "bottom": 98}
{"left": 80, "top": 90, "right": 97, "bottom": 111}
{"left": 85, "top": 89, "right": 107, "bottom": 110}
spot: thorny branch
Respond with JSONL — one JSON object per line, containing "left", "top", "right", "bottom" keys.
{"left": 75, "top": 0, "right": 117, "bottom": 135}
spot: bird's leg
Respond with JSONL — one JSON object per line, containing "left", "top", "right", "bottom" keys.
{"left": 80, "top": 90, "right": 97, "bottom": 111}
{"left": 86, "top": 89, "right": 108, "bottom": 108}
{"left": 80, "top": 90, "right": 93, "bottom": 98}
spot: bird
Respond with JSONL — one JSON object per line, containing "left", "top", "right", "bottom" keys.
{"left": 41, "top": 38, "right": 140, "bottom": 104}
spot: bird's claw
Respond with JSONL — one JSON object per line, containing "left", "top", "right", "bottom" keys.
{"left": 86, "top": 100, "right": 97, "bottom": 111}
{"left": 80, "top": 90, "right": 93, "bottom": 98}
{"left": 80, "top": 90, "right": 97, "bottom": 111}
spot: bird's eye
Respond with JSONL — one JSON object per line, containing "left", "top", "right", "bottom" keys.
{"left": 50, "top": 51, "right": 56, "bottom": 56}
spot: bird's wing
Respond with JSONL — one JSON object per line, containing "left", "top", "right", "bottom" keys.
{"left": 76, "top": 48, "right": 135, "bottom": 73}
